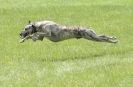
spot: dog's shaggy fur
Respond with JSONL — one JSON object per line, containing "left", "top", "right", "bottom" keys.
{"left": 19, "top": 20, "right": 118, "bottom": 43}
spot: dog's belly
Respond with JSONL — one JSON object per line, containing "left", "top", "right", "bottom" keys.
{"left": 47, "top": 30, "right": 75, "bottom": 42}
{"left": 47, "top": 35, "right": 60, "bottom": 42}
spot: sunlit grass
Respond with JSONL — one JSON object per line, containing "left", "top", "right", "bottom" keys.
{"left": 0, "top": 0, "right": 133, "bottom": 87}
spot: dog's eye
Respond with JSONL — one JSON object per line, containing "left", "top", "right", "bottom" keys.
{"left": 25, "top": 28, "right": 28, "bottom": 30}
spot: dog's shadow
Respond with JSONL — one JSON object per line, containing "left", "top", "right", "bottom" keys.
{"left": 40, "top": 53, "right": 105, "bottom": 62}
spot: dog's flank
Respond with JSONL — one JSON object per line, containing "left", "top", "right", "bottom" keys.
{"left": 19, "top": 20, "right": 118, "bottom": 43}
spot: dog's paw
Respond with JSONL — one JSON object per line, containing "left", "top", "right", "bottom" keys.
{"left": 19, "top": 39, "right": 25, "bottom": 43}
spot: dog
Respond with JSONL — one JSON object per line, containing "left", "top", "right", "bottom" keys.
{"left": 19, "top": 20, "right": 118, "bottom": 43}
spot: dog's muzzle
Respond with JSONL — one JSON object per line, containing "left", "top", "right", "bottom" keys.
{"left": 19, "top": 31, "right": 29, "bottom": 39}
{"left": 19, "top": 31, "right": 30, "bottom": 43}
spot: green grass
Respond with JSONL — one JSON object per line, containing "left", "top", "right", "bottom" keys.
{"left": 0, "top": 0, "right": 133, "bottom": 87}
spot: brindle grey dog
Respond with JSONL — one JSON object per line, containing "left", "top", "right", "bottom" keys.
{"left": 19, "top": 20, "right": 118, "bottom": 43}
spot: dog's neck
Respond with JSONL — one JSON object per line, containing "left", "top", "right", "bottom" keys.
{"left": 32, "top": 25, "right": 37, "bottom": 33}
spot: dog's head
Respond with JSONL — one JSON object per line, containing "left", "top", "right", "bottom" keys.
{"left": 19, "top": 21, "right": 37, "bottom": 39}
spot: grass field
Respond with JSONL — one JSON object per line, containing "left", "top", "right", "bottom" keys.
{"left": 0, "top": 0, "right": 133, "bottom": 87}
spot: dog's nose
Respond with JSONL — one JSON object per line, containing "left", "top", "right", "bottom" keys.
{"left": 20, "top": 33, "right": 22, "bottom": 36}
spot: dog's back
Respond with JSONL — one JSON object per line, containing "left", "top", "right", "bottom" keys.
{"left": 34, "top": 21, "right": 57, "bottom": 27}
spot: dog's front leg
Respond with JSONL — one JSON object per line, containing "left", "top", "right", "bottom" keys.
{"left": 19, "top": 35, "right": 32, "bottom": 43}
{"left": 31, "top": 32, "right": 45, "bottom": 41}
{"left": 31, "top": 33, "right": 39, "bottom": 41}
{"left": 31, "top": 32, "right": 51, "bottom": 42}
{"left": 36, "top": 32, "right": 51, "bottom": 37}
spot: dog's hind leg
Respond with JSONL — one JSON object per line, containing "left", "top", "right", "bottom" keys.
{"left": 80, "top": 29, "right": 118, "bottom": 43}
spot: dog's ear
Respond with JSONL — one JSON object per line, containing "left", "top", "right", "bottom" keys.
{"left": 29, "top": 20, "right": 31, "bottom": 24}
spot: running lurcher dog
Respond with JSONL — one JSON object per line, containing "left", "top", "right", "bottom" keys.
{"left": 19, "top": 20, "right": 118, "bottom": 43}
